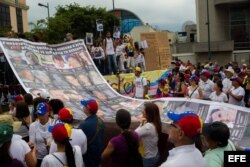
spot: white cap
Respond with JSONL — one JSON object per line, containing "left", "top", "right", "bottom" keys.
{"left": 38, "top": 91, "right": 50, "bottom": 99}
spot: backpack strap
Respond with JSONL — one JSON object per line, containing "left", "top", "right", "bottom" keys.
{"left": 52, "top": 154, "right": 65, "bottom": 166}
{"left": 88, "top": 117, "right": 102, "bottom": 146}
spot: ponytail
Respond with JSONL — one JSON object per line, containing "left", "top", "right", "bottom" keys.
{"left": 65, "top": 140, "right": 76, "bottom": 167}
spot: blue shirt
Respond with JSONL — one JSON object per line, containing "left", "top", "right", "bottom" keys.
{"left": 79, "top": 114, "right": 105, "bottom": 167}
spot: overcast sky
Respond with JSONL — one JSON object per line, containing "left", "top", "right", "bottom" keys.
{"left": 27, "top": 0, "right": 196, "bottom": 31}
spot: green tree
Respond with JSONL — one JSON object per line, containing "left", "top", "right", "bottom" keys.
{"left": 32, "top": 3, "right": 119, "bottom": 44}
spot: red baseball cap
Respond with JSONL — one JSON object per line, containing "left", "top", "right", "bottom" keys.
{"left": 168, "top": 111, "right": 202, "bottom": 138}
{"left": 49, "top": 123, "right": 71, "bottom": 143}
{"left": 80, "top": 99, "right": 98, "bottom": 114}
{"left": 58, "top": 108, "right": 73, "bottom": 123}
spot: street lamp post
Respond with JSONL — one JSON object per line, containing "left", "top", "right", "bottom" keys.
{"left": 38, "top": 2, "right": 50, "bottom": 19}
{"left": 206, "top": 0, "right": 211, "bottom": 61}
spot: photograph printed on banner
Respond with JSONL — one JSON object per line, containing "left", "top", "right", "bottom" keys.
{"left": 17, "top": 69, "right": 37, "bottom": 83}
{"left": 48, "top": 89, "right": 70, "bottom": 102}
{"left": 50, "top": 73, "right": 70, "bottom": 87}
{"left": 205, "top": 105, "right": 237, "bottom": 129}
{"left": 63, "top": 74, "right": 81, "bottom": 87}
{"left": 77, "top": 74, "right": 92, "bottom": 87}
{"left": 24, "top": 50, "right": 40, "bottom": 65}
{"left": 63, "top": 90, "right": 84, "bottom": 102}
{"left": 10, "top": 56, "right": 27, "bottom": 66}
{"left": 33, "top": 70, "right": 52, "bottom": 85}
{"left": 52, "top": 55, "right": 69, "bottom": 69}
{"left": 64, "top": 54, "right": 83, "bottom": 69}
{"left": 89, "top": 71, "right": 105, "bottom": 85}
{"left": 165, "top": 101, "right": 201, "bottom": 113}
{"left": 92, "top": 90, "right": 108, "bottom": 102}
{"left": 77, "top": 51, "right": 92, "bottom": 66}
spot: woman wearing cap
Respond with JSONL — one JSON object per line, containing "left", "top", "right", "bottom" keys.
{"left": 14, "top": 101, "right": 32, "bottom": 142}
{"left": 228, "top": 77, "right": 245, "bottom": 106}
{"left": 187, "top": 75, "right": 203, "bottom": 99}
{"left": 49, "top": 108, "right": 87, "bottom": 155}
{"left": 155, "top": 78, "right": 170, "bottom": 98}
{"left": 29, "top": 102, "right": 53, "bottom": 167}
{"left": 135, "top": 103, "right": 162, "bottom": 167}
{"left": 0, "top": 124, "right": 24, "bottom": 167}
{"left": 41, "top": 123, "right": 84, "bottom": 167}
{"left": 222, "top": 68, "right": 234, "bottom": 93}
{"left": 202, "top": 122, "right": 236, "bottom": 167}
{"left": 102, "top": 109, "right": 143, "bottom": 167}
{"left": 209, "top": 80, "right": 228, "bottom": 103}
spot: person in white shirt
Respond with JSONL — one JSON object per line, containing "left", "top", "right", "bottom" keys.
{"left": 199, "top": 71, "right": 214, "bottom": 100}
{"left": 134, "top": 50, "right": 146, "bottom": 72}
{"left": 49, "top": 108, "right": 87, "bottom": 155}
{"left": 222, "top": 68, "right": 234, "bottom": 93}
{"left": 102, "top": 31, "right": 117, "bottom": 75}
{"left": 228, "top": 77, "right": 245, "bottom": 106}
{"left": 115, "top": 39, "right": 124, "bottom": 72}
{"left": 134, "top": 67, "right": 148, "bottom": 99}
{"left": 160, "top": 111, "right": 204, "bottom": 167}
{"left": 41, "top": 123, "right": 84, "bottom": 167}
{"left": 0, "top": 114, "right": 37, "bottom": 167}
{"left": 187, "top": 75, "right": 203, "bottom": 99}
{"left": 91, "top": 41, "right": 105, "bottom": 75}
{"left": 135, "top": 103, "right": 162, "bottom": 167}
{"left": 209, "top": 80, "right": 228, "bottom": 103}
{"left": 29, "top": 102, "right": 53, "bottom": 167}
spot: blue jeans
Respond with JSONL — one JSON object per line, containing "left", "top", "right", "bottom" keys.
{"left": 143, "top": 153, "right": 159, "bottom": 167}
{"left": 105, "top": 54, "right": 117, "bottom": 75}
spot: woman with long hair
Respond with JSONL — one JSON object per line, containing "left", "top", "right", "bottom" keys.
{"left": 14, "top": 101, "right": 32, "bottom": 142}
{"left": 41, "top": 123, "right": 84, "bottom": 167}
{"left": 135, "top": 103, "right": 162, "bottom": 167}
{"left": 187, "top": 75, "right": 203, "bottom": 99}
{"left": 102, "top": 109, "right": 143, "bottom": 167}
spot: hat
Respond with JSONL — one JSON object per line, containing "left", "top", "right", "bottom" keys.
{"left": 0, "top": 115, "right": 21, "bottom": 132}
{"left": 135, "top": 66, "right": 141, "bottom": 72}
{"left": 202, "top": 121, "right": 230, "bottom": 147}
{"left": 238, "top": 72, "right": 246, "bottom": 78}
{"left": 158, "top": 78, "right": 167, "bottom": 85}
{"left": 36, "top": 102, "right": 50, "bottom": 115}
{"left": 0, "top": 124, "right": 13, "bottom": 147}
{"left": 49, "top": 123, "right": 71, "bottom": 143}
{"left": 190, "top": 75, "right": 199, "bottom": 82}
{"left": 15, "top": 95, "right": 24, "bottom": 102}
{"left": 230, "top": 77, "right": 242, "bottom": 84}
{"left": 224, "top": 69, "right": 235, "bottom": 76}
{"left": 58, "top": 108, "right": 73, "bottom": 123}
{"left": 184, "top": 74, "right": 191, "bottom": 79}
{"left": 80, "top": 99, "right": 98, "bottom": 114}
{"left": 167, "top": 111, "right": 202, "bottom": 138}
{"left": 200, "top": 71, "right": 210, "bottom": 78}
{"left": 38, "top": 92, "right": 50, "bottom": 99}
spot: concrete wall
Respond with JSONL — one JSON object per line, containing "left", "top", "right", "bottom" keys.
{"left": 196, "top": 0, "right": 230, "bottom": 42}
{"left": 196, "top": 52, "right": 233, "bottom": 65}
{"left": 22, "top": 9, "right": 28, "bottom": 32}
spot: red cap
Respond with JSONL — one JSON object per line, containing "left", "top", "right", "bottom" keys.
{"left": 80, "top": 99, "right": 99, "bottom": 114}
{"left": 58, "top": 108, "right": 73, "bottom": 123}
{"left": 15, "top": 95, "right": 24, "bottom": 102}
{"left": 184, "top": 74, "right": 191, "bottom": 79}
{"left": 50, "top": 123, "right": 71, "bottom": 143}
{"left": 200, "top": 71, "right": 210, "bottom": 78}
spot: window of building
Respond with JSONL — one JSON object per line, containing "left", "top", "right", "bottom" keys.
{"left": 0, "top": 3, "right": 11, "bottom": 28}
{"left": 230, "top": 5, "right": 250, "bottom": 50}
{"left": 16, "top": 7, "right": 23, "bottom": 33}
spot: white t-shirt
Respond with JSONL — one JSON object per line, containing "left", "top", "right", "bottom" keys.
{"left": 115, "top": 45, "right": 124, "bottom": 56}
{"left": 135, "top": 122, "right": 158, "bottom": 159}
{"left": 159, "top": 144, "right": 205, "bottom": 167}
{"left": 199, "top": 79, "right": 214, "bottom": 99}
{"left": 209, "top": 92, "right": 228, "bottom": 103}
{"left": 188, "top": 86, "right": 200, "bottom": 99}
{"left": 50, "top": 128, "right": 87, "bottom": 155}
{"left": 29, "top": 118, "right": 53, "bottom": 159}
{"left": 228, "top": 86, "right": 245, "bottom": 106}
{"left": 91, "top": 46, "right": 105, "bottom": 60}
{"left": 135, "top": 76, "right": 147, "bottom": 98}
{"left": 105, "top": 38, "right": 115, "bottom": 55}
{"left": 222, "top": 78, "right": 232, "bottom": 93}
{"left": 41, "top": 145, "right": 84, "bottom": 167}
{"left": 10, "top": 134, "right": 31, "bottom": 167}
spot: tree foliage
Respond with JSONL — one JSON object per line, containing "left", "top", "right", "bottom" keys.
{"left": 31, "top": 3, "right": 119, "bottom": 44}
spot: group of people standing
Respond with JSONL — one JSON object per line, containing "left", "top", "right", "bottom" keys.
{"left": 89, "top": 32, "right": 145, "bottom": 75}
{"left": 153, "top": 61, "right": 250, "bottom": 108}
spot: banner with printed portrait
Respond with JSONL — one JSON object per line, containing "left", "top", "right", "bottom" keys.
{"left": 0, "top": 38, "right": 249, "bottom": 147}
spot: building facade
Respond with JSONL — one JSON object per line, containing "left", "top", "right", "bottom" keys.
{"left": 0, "top": 0, "right": 29, "bottom": 33}
{"left": 195, "top": 0, "right": 250, "bottom": 65}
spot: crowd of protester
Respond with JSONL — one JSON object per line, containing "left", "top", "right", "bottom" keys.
{"left": 152, "top": 60, "right": 250, "bottom": 108}
{"left": 0, "top": 93, "right": 249, "bottom": 167}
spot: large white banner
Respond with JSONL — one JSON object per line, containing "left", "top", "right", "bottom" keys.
{"left": 0, "top": 38, "right": 249, "bottom": 147}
